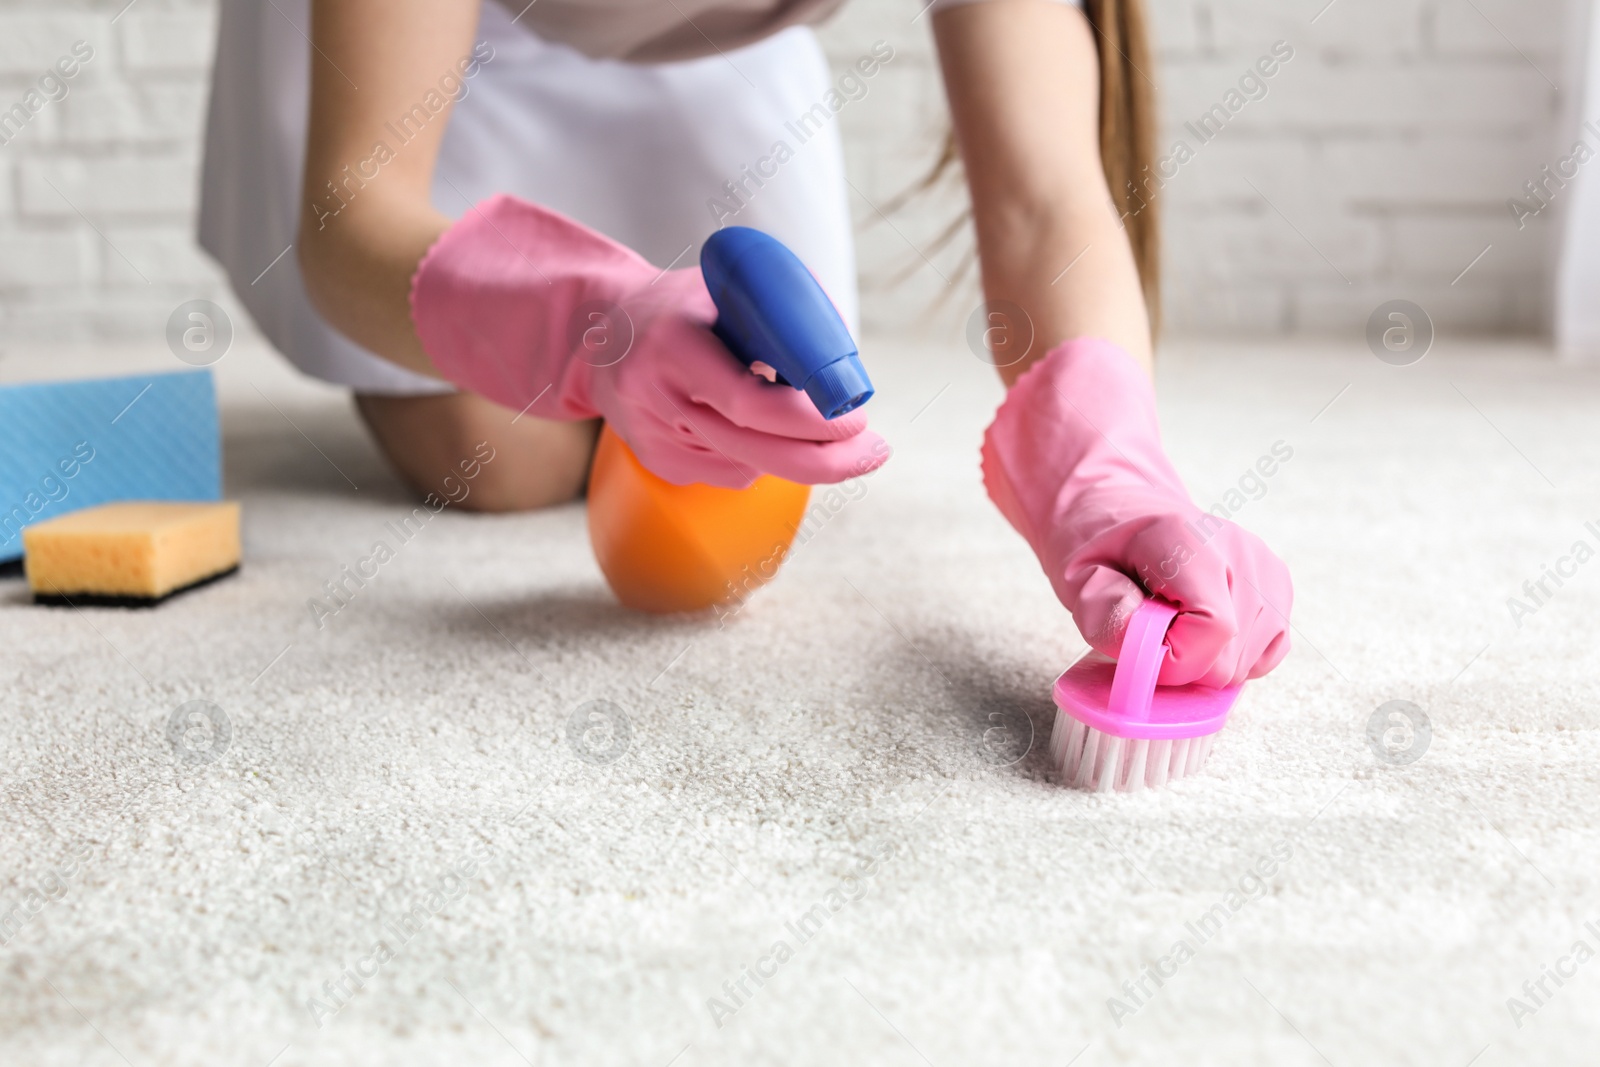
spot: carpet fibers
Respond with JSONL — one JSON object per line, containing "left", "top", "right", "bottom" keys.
{"left": 3, "top": 336, "right": 1599, "bottom": 1066}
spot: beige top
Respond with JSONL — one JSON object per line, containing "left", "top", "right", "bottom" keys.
{"left": 493, "top": 0, "right": 848, "bottom": 62}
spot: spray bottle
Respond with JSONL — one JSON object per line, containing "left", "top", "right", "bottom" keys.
{"left": 586, "top": 227, "right": 874, "bottom": 613}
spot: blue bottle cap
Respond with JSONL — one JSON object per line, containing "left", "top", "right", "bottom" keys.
{"left": 701, "top": 227, "right": 875, "bottom": 422}
{"left": 802, "top": 354, "right": 874, "bottom": 419}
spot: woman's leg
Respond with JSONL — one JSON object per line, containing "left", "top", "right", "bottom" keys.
{"left": 354, "top": 393, "right": 600, "bottom": 512}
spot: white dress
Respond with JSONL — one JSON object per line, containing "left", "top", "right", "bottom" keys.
{"left": 198, "top": 0, "right": 860, "bottom": 395}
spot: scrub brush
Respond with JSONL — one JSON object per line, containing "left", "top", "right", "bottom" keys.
{"left": 1050, "top": 598, "right": 1242, "bottom": 792}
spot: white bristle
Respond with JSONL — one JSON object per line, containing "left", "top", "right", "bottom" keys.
{"left": 1051, "top": 709, "right": 1219, "bottom": 792}
{"left": 1096, "top": 736, "right": 1123, "bottom": 792}
{"left": 1052, "top": 715, "right": 1084, "bottom": 771}
{"left": 1149, "top": 738, "right": 1171, "bottom": 788}
{"left": 1124, "top": 739, "right": 1148, "bottom": 793}
{"left": 1073, "top": 728, "right": 1101, "bottom": 789}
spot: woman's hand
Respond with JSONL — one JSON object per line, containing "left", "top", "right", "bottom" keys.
{"left": 410, "top": 195, "right": 887, "bottom": 488}
{"left": 982, "top": 339, "right": 1292, "bottom": 687}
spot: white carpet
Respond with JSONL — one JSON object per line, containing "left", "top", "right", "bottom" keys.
{"left": 3, "top": 333, "right": 1600, "bottom": 1067}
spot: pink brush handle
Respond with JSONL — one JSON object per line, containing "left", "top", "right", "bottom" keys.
{"left": 1104, "top": 599, "right": 1179, "bottom": 723}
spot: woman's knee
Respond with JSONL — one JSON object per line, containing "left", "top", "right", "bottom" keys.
{"left": 354, "top": 391, "right": 600, "bottom": 512}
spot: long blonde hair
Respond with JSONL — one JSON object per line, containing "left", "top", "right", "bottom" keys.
{"left": 899, "top": 0, "right": 1161, "bottom": 332}
{"left": 1086, "top": 0, "right": 1159, "bottom": 329}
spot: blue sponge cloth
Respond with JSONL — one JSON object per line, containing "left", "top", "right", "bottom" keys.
{"left": 0, "top": 369, "right": 221, "bottom": 562}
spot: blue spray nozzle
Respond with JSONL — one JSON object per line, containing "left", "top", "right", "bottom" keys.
{"left": 701, "top": 227, "right": 874, "bottom": 420}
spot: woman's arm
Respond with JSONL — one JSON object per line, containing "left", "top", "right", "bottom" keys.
{"left": 944, "top": 4, "right": 1293, "bottom": 686}
{"left": 932, "top": 1, "right": 1153, "bottom": 381}
{"left": 297, "top": 0, "right": 482, "bottom": 377}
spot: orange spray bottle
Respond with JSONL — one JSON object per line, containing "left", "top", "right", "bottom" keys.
{"left": 586, "top": 227, "right": 874, "bottom": 613}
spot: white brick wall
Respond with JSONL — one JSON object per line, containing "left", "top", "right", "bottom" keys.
{"left": 0, "top": 0, "right": 224, "bottom": 344}
{"left": 0, "top": 0, "right": 1573, "bottom": 347}
{"left": 819, "top": 0, "right": 1574, "bottom": 337}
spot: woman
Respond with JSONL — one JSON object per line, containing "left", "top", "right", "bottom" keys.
{"left": 199, "top": 0, "right": 1290, "bottom": 687}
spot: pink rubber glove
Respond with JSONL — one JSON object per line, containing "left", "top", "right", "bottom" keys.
{"left": 981, "top": 338, "right": 1292, "bottom": 687}
{"left": 410, "top": 194, "right": 887, "bottom": 487}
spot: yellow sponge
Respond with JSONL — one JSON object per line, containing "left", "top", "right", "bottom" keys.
{"left": 23, "top": 501, "right": 241, "bottom": 606}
